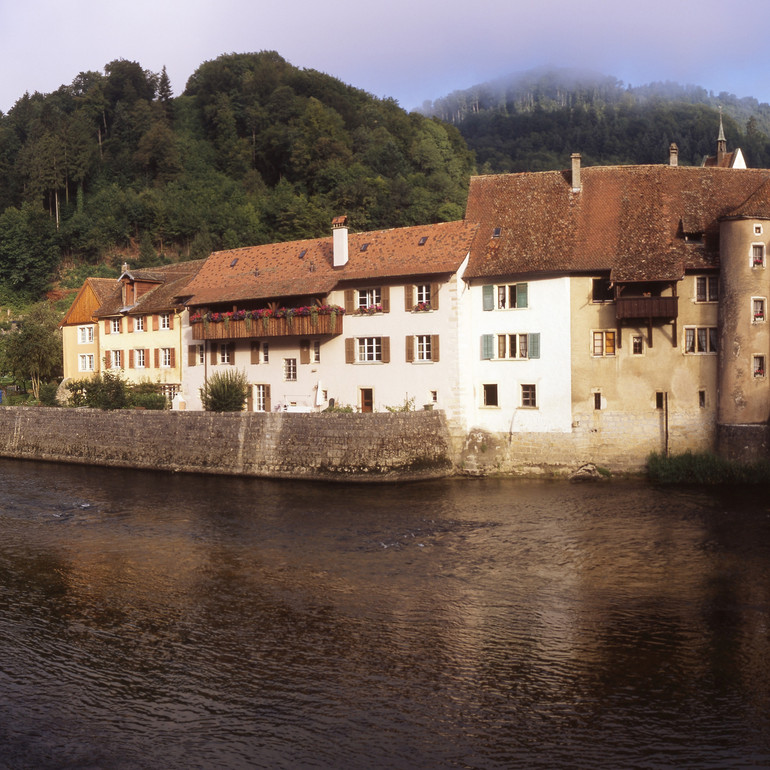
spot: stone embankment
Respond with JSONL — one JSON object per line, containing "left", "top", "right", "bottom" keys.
{"left": 0, "top": 407, "right": 454, "bottom": 481}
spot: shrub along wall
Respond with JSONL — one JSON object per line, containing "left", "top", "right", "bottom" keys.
{"left": 0, "top": 407, "right": 454, "bottom": 481}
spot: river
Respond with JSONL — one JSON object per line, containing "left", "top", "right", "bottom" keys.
{"left": 0, "top": 458, "right": 768, "bottom": 769}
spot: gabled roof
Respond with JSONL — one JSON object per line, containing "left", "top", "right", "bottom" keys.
{"left": 59, "top": 277, "right": 116, "bottom": 327}
{"left": 725, "top": 178, "right": 770, "bottom": 220}
{"left": 93, "top": 260, "right": 205, "bottom": 318}
{"left": 464, "top": 165, "right": 770, "bottom": 282}
{"left": 181, "top": 220, "right": 479, "bottom": 307}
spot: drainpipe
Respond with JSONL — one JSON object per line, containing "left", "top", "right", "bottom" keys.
{"left": 664, "top": 391, "right": 669, "bottom": 457}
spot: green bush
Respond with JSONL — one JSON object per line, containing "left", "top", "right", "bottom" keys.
{"left": 200, "top": 369, "right": 248, "bottom": 412}
{"left": 647, "top": 450, "right": 770, "bottom": 484}
{"left": 66, "top": 371, "right": 129, "bottom": 410}
{"left": 38, "top": 381, "right": 59, "bottom": 406}
{"left": 130, "top": 391, "right": 167, "bottom": 410}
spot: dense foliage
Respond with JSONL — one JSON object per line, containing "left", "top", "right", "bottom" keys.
{"left": 65, "top": 371, "right": 167, "bottom": 410}
{"left": 200, "top": 368, "right": 249, "bottom": 412}
{"left": 423, "top": 68, "right": 770, "bottom": 172}
{"left": 0, "top": 52, "right": 473, "bottom": 303}
{"left": 647, "top": 450, "right": 770, "bottom": 485}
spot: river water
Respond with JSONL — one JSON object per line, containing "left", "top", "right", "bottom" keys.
{"left": 1, "top": 459, "right": 769, "bottom": 769}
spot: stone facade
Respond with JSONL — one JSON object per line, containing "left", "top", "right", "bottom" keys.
{"left": 0, "top": 407, "right": 453, "bottom": 481}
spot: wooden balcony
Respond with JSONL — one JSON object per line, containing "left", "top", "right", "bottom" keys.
{"left": 615, "top": 295, "right": 678, "bottom": 321}
{"left": 191, "top": 313, "right": 343, "bottom": 340}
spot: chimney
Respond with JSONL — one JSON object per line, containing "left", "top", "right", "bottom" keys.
{"left": 332, "top": 215, "right": 348, "bottom": 267}
{"left": 669, "top": 143, "right": 679, "bottom": 166}
{"left": 571, "top": 153, "right": 581, "bottom": 192}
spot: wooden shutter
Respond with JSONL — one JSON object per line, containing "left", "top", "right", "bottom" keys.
{"left": 264, "top": 384, "right": 272, "bottom": 412}
{"left": 127, "top": 316, "right": 134, "bottom": 332}
{"left": 528, "top": 333, "right": 540, "bottom": 359}
{"left": 404, "top": 285, "right": 414, "bottom": 311}
{"left": 210, "top": 345, "right": 218, "bottom": 366}
{"left": 345, "top": 337, "right": 355, "bottom": 363}
{"left": 250, "top": 342, "right": 260, "bottom": 365}
{"left": 299, "top": 339, "right": 311, "bottom": 365}
{"left": 405, "top": 335, "right": 414, "bottom": 362}
{"left": 482, "top": 285, "right": 494, "bottom": 311}
{"left": 516, "top": 283, "right": 529, "bottom": 309}
{"left": 344, "top": 289, "right": 355, "bottom": 314}
{"left": 431, "top": 335, "right": 439, "bottom": 362}
{"left": 381, "top": 286, "right": 390, "bottom": 313}
{"left": 381, "top": 336, "right": 390, "bottom": 363}
{"left": 154, "top": 348, "right": 159, "bottom": 368}
{"left": 246, "top": 390, "right": 253, "bottom": 412}
{"left": 128, "top": 349, "right": 134, "bottom": 368}
{"left": 188, "top": 345, "right": 198, "bottom": 366}
{"left": 104, "top": 320, "right": 111, "bottom": 335}
{"left": 104, "top": 350, "right": 111, "bottom": 369}
{"left": 227, "top": 343, "right": 235, "bottom": 364}
{"left": 430, "top": 283, "right": 440, "bottom": 310}
{"left": 481, "top": 334, "right": 494, "bottom": 360}
{"left": 153, "top": 314, "right": 159, "bottom": 331}
{"left": 169, "top": 313, "right": 174, "bottom": 330}
{"left": 169, "top": 348, "right": 176, "bottom": 368}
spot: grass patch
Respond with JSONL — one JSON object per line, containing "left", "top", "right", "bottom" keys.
{"left": 647, "top": 450, "right": 770, "bottom": 484}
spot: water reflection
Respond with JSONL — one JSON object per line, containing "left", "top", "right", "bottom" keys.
{"left": 1, "top": 461, "right": 769, "bottom": 768}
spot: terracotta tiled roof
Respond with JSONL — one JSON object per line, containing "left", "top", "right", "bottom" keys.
{"left": 703, "top": 150, "right": 739, "bottom": 168}
{"left": 464, "top": 165, "right": 770, "bottom": 282}
{"left": 181, "top": 221, "right": 478, "bottom": 307}
{"left": 94, "top": 260, "right": 205, "bottom": 318}
{"left": 726, "top": 179, "right": 770, "bottom": 219}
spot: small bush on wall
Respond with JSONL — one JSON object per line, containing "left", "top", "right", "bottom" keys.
{"left": 200, "top": 369, "right": 249, "bottom": 412}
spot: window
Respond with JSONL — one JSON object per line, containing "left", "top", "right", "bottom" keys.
{"left": 482, "top": 384, "right": 499, "bottom": 407}
{"left": 254, "top": 384, "right": 271, "bottom": 412}
{"left": 753, "top": 355, "right": 765, "bottom": 378}
{"left": 755, "top": 224, "right": 763, "bottom": 235}
{"left": 77, "top": 326, "right": 94, "bottom": 344}
{"left": 482, "top": 283, "right": 528, "bottom": 311}
{"left": 188, "top": 344, "right": 204, "bottom": 366}
{"left": 416, "top": 335, "right": 432, "bottom": 362}
{"left": 313, "top": 340, "right": 321, "bottom": 363}
{"left": 656, "top": 392, "right": 665, "bottom": 410}
{"left": 284, "top": 358, "right": 297, "bottom": 381}
{"left": 160, "top": 313, "right": 171, "bottom": 330}
{"left": 111, "top": 318, "right": 121, "bottom": 334}
{"left": 135, "top": 349, "right": 146, "bottom": 368}
{"left": 592, "top": 278, "right": 614, "bottom": 302}
{"left": 111, "top": 350, "right": 122, "bottom": 369}
{"left": 134, "top": 315, "right": 145, "bottom": 332}
{"left": 262, "top": 343, "right": 269, "bottom": 363}
{"left": 594, "top": 392, "right": 602, "bottom": 410}
{"left": 699, "top": 390, "right": 706, "bottom": 408}
{"left": 592, "top": 331, "right": 616, "bottom": 357}
{"left": 160, "top": 348, "right": 172, "bottom": 368}
{"left": 358, "top": 287, "right": 381, "bottom": 310}
{"left": 416, "top": 284, "right": 431, "bottom": 305}
{"left": 632, "top": 335, "right": 644, "bottom": 355}
{"left": 752, "top": 244, "right": 765, "bottom": 267}
{"left": 431, "top": 390, "right": 438, "bottom": 403}
{"left": 696, "top": 276, "right": 719, "bottom": 303}
{"left": 358, "top": 337, "right": 382, "bottom": 362}
{"left": 521, "top": 384, "right": 537, "bottom": 408}
{"left": 753, "top": 298, "right": 766, "bottom": 322}
{"left": 481, "top": 333, "right": 540, "bottom": 360}
{"left": 684, "top": 327, "right": 717, "bottom": 354}
{"left": 219, "top": 344, "right": 231, "bottom": 365}
{"left": 78, "top": 354, "right": 94, "bottom": 371}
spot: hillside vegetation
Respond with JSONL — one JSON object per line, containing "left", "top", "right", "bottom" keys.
{"left": 0, "top": 51, "right": 473, "bottom": 303}
{"left": 423, "top": 68, "right": 770, "bottom": 172}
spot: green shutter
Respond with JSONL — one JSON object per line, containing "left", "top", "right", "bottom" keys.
{"left": 481, "top": 334, "right": 494, "bottom": 360}
{"left": 516, "top": 283, "right": 528, "bottom": 308}
{"left": 482, "top": 285, "right": 494, "bottom": 311}
{"left": 528, "top": 332, "right": 540, "bottom": 359}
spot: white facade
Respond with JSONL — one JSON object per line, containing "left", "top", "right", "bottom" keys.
{"left": 462, "top": 276, "right": 573, "bottom": 433}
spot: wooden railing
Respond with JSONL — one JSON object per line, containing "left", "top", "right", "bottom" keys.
{"left": 191, "top": 313, "right": 343, "bottom": 340}
{"left": 615, "top": 296, "right": 678, "bottom": 320}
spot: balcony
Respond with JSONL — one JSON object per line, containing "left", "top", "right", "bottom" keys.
{"left": 190, "top": 308, "right": 344, "bottom": 340}
{"left": 615, "top": 295, "right": 678, "bottom": 321}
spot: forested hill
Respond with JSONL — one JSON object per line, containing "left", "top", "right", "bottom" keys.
{"left": 422, "top": 68, "right": 770, "bottom": 173}
{"left": 0, "top": 52, "right": 472, "bottom": 301}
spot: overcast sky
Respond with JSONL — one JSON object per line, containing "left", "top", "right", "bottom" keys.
{"left": 1, "top": 0, "right": 769, "bottom": 116}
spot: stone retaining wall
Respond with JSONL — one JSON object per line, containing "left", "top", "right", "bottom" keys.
{"left": 0, "top": 407, "right": 453, "bottom": 482}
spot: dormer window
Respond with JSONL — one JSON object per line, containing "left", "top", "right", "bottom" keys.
{"left": 492, "top": 227, "right": 502, "bottom": 238}
{"left": 360, "top": 243, "right": 369, "bottom": 252}
{"left": 230, "top": 258, "right": 239, "bottom": 267}
{"left": 418, "top": 236, "right": 428, "bottom": 246}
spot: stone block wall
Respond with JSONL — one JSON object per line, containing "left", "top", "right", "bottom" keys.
{"left": 0, "top": 407, "right": 453, "bottom": 482}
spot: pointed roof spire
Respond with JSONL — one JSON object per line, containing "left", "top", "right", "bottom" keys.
{"left": 717, "top": 106, "right": 727, "bottom": 160}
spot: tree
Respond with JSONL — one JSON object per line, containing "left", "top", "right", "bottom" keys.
{"left": 0, "top": 303, "right": 62, "bottom": 399}
{"left": 200, "top": 368, "right": 248, "bottom": 411}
